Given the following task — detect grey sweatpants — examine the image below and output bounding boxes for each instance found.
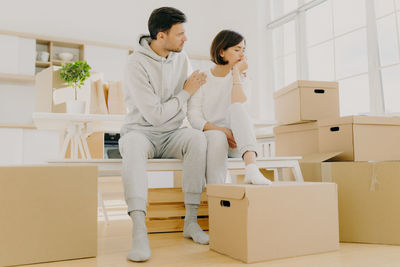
[119,127,207,214]
[205,103,257,184]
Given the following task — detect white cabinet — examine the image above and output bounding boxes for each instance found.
[0,83,35,124]
[0,128,60,165]
[18,37,36,75]
[0,128,23,165]
[0,34,35,75]
[0,34,19,74]
[23,129,60,164]
[84,45,129,81]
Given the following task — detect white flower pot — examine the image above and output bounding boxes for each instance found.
[66,100,86,114]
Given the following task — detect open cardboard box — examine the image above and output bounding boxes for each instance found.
[285,152,400,245]
[207,183,339,263]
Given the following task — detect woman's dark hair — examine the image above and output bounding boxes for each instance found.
[148,7,187,40]
[210,30,245,65]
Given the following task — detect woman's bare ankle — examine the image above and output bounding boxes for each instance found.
[243,151,256,165]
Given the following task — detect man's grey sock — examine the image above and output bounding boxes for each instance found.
[183,204,209,245]
[127,210,151,262]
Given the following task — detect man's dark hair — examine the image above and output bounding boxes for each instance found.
[210,30,245,65]
[148,7,186,40]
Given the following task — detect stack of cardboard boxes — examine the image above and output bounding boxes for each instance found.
[206,80,343,263]
[273,80,340,157]
[273,80,400,246]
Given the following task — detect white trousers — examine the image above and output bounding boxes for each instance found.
[205,103,257,184]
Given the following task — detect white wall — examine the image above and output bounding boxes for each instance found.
[0,0,271,119]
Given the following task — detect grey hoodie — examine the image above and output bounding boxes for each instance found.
[121,36,192,135]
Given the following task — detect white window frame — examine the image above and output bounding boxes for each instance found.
[266,0,388,117]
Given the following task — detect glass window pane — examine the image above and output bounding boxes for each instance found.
[338,74,370,116]
[398,12,400,53]
[377,14,399,66]
[374,0,394,18]
[284,53,297,86]
[335,29,368,79]
[382,65,400,113]
[333,0,366,36]
[273,27,284,58]
[274,57,285,90]
[284,0,298,14]
[271,0,284,20]
[308,41,335,81]
[284,20,296,54]
[306,0,333,46]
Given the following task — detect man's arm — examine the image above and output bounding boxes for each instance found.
[124,63,190,126]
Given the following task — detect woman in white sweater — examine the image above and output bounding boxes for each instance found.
[187,30,271,185]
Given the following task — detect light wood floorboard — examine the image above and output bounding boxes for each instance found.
[20,178,400,267]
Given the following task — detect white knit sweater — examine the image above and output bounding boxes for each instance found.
[187,68,250,130]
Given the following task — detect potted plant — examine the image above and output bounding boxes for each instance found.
[59,60,91,113]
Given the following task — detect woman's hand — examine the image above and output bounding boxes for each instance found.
[223,128,237,149]
[232,57,248,75]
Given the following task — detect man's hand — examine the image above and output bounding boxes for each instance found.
[184,70,207,96]
[223,128,237,149]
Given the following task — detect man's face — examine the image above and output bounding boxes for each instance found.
[164,23,187,53]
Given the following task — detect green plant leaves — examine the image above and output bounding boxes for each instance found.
[59,61,91,100]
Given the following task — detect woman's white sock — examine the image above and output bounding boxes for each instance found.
[244,163,272,185]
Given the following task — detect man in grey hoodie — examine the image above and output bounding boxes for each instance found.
[119,7,208,262]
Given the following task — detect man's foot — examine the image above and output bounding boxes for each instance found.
[183,204,209,244]
[183,222,209,244]
[244,163,272,185]
[128,210,151,262]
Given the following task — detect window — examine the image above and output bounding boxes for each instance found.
[267,0,400,116]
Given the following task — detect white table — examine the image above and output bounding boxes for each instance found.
[32,112,125,160]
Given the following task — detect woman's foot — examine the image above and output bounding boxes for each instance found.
[244,163,272,185]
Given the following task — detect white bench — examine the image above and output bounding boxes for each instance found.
[48,157,303,224]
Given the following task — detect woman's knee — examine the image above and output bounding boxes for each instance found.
[228,102,246,114]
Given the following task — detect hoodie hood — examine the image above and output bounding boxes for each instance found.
[137,35,177,63]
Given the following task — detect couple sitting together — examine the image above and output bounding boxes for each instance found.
[119,6,272,262]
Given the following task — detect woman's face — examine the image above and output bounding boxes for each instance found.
[220,40,246,66]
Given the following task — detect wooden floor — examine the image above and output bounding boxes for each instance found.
[23,177,400,267]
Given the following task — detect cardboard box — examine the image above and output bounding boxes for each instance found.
[284,154,400,245]
[0,165,98,267]
[281,152,341,182]
[274,122,319,157]
[207,183,339,263]
[274,80,339,125]
[319,116,400,161]
[321,161,400,245]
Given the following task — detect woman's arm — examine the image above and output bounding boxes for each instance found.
[187,88,207,130]
[231,59,248,104]
[203,122,237,148]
